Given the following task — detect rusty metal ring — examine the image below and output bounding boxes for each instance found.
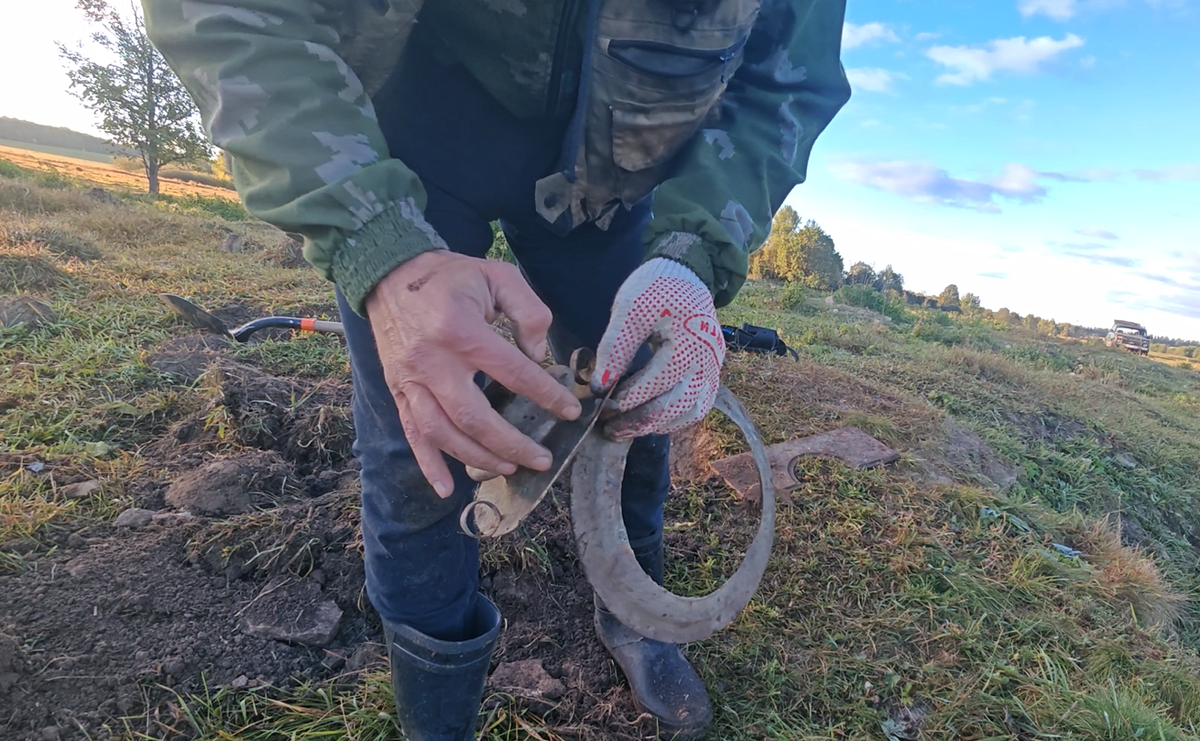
[571,385,775,644]
[459,499,503,540]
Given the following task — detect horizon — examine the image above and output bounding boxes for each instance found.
[2,0,1197,342]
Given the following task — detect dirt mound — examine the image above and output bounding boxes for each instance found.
[0,295,57,329]
[150,357,354,476]
[165,450,295,515]
[144,334,232,383]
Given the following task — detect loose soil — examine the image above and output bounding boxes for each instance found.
[1,347,748,741]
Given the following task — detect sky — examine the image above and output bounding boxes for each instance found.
[1,1,1198,340]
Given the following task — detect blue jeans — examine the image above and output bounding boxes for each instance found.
[338,44,670,642]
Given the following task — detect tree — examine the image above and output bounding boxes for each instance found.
[960,292,981,313]
[749,207,844,289]
[938,284,961,308]
[59,0,210,193]
[877,265,904,293]
[845,261,877,287]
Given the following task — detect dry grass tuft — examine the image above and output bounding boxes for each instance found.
[946,345,1029,386]
[0,180,97,215]
[1075,517,1187,630]
[0,252,69,293]
[5,225,102,261]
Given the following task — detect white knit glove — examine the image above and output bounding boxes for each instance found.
[592,258,725,439]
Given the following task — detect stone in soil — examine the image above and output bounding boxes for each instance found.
[240,576,344,647]
[490,658,566,700]
[60,480,102,500]
[114,508,154,529]
[165,450,293,515]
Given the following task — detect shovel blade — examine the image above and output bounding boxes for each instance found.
[158,293,231,337]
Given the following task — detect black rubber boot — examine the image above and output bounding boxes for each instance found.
[383,594,502,741]
[595,538,713,740]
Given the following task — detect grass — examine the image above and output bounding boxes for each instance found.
[3,167,1200,740]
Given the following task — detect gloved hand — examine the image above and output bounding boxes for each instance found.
[592,258,725,439]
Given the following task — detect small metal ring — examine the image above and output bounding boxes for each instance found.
[459,499,503,539]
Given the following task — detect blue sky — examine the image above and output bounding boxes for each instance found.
[794,0,1200,340]
[2,1,1198,339]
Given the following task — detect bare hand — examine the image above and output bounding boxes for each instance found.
[365,250,582,497]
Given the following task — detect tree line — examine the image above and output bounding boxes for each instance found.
[751,205,1095,338]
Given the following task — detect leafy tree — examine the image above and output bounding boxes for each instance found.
[877,265,904,293]
[750,207,844,289]
[845,261,877,287]
[960,292,982,313]
[59,0,210,193]
[938,284,961,308]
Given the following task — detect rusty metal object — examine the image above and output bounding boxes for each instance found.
[711,427,899,504]
[460,350,611,538]
[571,386,775,644]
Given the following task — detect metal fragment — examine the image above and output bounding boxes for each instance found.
[710,426,899,504]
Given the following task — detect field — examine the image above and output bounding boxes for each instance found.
[0,143,236,200]
[3,159,1200,741]
[0,139,115,164]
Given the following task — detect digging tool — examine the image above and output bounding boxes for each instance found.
[460,350,776,645]
[158,293,345,343]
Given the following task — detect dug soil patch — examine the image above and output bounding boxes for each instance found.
[3,351,750,741]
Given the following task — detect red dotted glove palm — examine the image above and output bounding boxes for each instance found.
[592,258,725,439]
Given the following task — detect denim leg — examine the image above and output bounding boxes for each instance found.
[338,287,487,642]
[501,204,671,549]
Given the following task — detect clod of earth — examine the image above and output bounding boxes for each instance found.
[84,187,115,203]
[240,576,343,647]
[0,296,57,329]
[0,633,23,692]
[165,450,294,515]
[113,507,153,529]
[1,538,38,555]
[218,233,245,253]
[489,658,566,700]
[711,426,899,504]
[60,480,102,500]
[145,334,232,383]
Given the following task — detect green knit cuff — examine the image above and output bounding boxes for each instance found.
[332,199,447,317]
[644,231,716,295]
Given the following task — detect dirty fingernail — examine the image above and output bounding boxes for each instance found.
[434,480,453,498]
[499,462,517,475]
[532,455,552,470]
[561,400,582,420]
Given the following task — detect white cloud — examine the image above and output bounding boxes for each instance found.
[926,34,1086,85]
[1019,0,1078,20]
[843,22,900,50]
[1076,227,1121,240]
[845,68,908,94]
[1133,164,1200,182]
[914,32,942,43]
[829,160,1085,212]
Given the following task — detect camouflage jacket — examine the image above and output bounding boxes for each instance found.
[142,0,850,315]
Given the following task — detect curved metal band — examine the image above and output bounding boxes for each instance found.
[570,386,775,644]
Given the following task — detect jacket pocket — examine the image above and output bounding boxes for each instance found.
[608,35,749,82]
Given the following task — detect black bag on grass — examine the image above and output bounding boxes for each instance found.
[721,323,799,361]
